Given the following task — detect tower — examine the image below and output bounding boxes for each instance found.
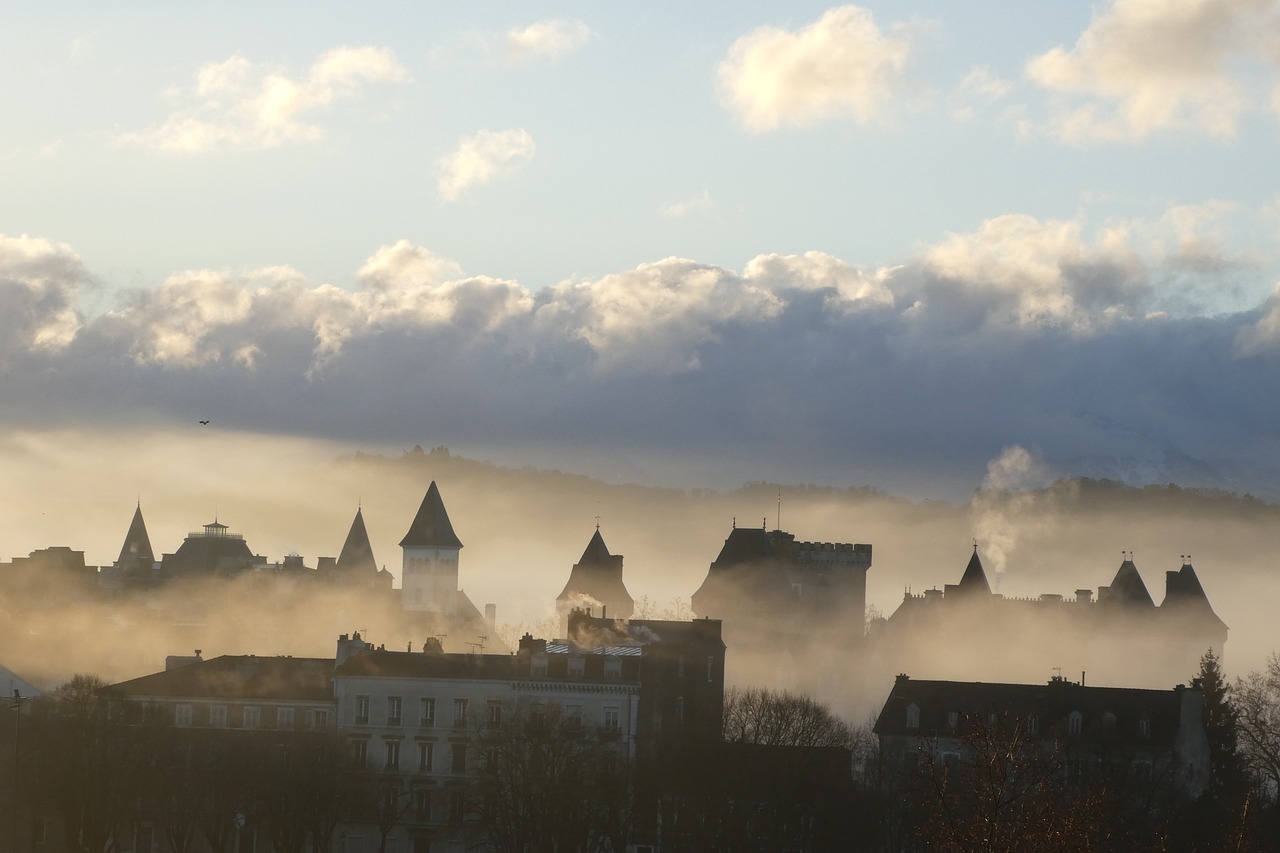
[399,481,463,613]
[556,528,634,631]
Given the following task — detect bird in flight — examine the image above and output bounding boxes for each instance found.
[198,420,210,425]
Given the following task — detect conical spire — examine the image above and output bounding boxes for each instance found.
[336,507,378,574]
[399,481,463,548]
[577,529,613,567]
[116,503,155,566]
[1105,556,1155,607]
[956,545,991,595]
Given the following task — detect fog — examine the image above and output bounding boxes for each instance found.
[2,428,1277,721]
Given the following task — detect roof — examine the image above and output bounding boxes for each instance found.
[556,529,633,609]
[336,648,520,681]
[956,547,991,595]
[874,675,1191,747]
[1162,563,1228,629]
[116,503,155,567]
[335,507,378,574]
[1104,558,1155,607]
[113,655,334,702]
[161,533,256,575]
[399,481,463,549]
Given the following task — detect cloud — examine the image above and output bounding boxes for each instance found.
[506,19,591,62]
[121,46,411,152]
[5,211,1280,501]
[1025,0,1280,141]
[951,66,1014,121]
[437,129,536,202]
[660,188,713,218]
[717,6,914,131]
[0,234,87,355]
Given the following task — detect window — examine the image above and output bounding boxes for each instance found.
[388,696,403,726]
[906,703,920,731]
[946,711,959,731]
[531,702,546,728]
[308,709,330,730]
[675,697,684,725]
[448,790,466,823]
[1068,711,1083,736]
[418,742,434,771]
[421,697,436,726]
[532,654,547,677]
[243,706,260,729]
[415,789,432,820]
[1026,715,1038,736]
[175,704,192,727]
[605,659,621,680]
[31,815,46,844]
[1101,712,1117,734]
[277,707,295,730]
[385,740,401,770]
[453,698,468,728]
[1138,715,1151,739]
[352,739,368,766]
[356,695,370,725]
[488,702,502,728]
[451,743,467,774]
[706,655,715,683]
[207,704,226,728]
[567,705,583,731]
[568,656,585,678]
[677,654,684,677]
[604,707,620,732]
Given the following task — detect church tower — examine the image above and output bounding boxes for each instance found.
[399,481,463,613]
[556,527,634,632]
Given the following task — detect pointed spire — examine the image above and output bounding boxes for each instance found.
[336,507,378,574]
[399,481,463,548]
[116,503,155,566]
[1105,554,1155,607]
[577,529,613,567]
[957,546,991,595]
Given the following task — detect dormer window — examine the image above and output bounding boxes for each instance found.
[568,656,585,678]
[1138,714,1151,739]
[1068,711,1082,735]
[532,654,547,677]
[1101,712,1116,735]
[906,703,920,731]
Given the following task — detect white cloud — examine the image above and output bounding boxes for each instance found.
[717,5,913,131]
[506,19,591,62]
[951,66,1014,121]
[0,233,86,353]
[437,129,536,202]
[743,251,894,313]
[121,46,411,153]
[660,188,713,218]
[1026,0,1280,141]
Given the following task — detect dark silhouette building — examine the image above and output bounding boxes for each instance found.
[556,527,634,632]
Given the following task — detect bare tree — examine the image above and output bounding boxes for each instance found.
[468,701,631,853]
[1236,652,1280,803]
[722,686,855,749]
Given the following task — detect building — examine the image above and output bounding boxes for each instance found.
[690,522,871,699]
[159,518,262,579]
[880,547,1229,689]
[317,507,395,592]
[874,674,1212,800]
[555,526,634,632]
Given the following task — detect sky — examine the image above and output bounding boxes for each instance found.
[3,0,1280,504]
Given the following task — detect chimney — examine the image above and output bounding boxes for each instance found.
[485,603,497,633]
[336,632,371,667]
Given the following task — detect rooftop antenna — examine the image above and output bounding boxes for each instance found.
[1052,666,1062,681]
[776,489,781,531]
[467,635,487,654]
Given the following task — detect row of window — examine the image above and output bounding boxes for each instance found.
[904,704,1151,738]
[174,703,328,730]
[351,696,623,731]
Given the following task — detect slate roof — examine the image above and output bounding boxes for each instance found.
[1104,558,1155,607]
[335,507,378,575]
[1162,562,1228,629]
[116,503,155,567]
[956,547,991,595]
[874,675,1190,747]
[399,481,463,549]
[557,529,633,609]
[335,648,519,681]
[112,655,334,702]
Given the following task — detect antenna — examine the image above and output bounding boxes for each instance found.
[467,635,487,654]
[776,489,781,531]
[594,514,601,531]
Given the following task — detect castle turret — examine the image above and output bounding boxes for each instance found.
[399,482,462,613]
[335,507,379,578]
[556,528,634,631]
[944,545,992,599]
[115,502,156,583]
[1099,555,1155,608]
